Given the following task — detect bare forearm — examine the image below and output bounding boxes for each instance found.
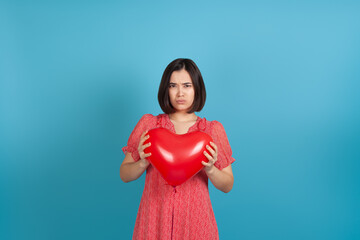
[206,167,234,193]
[120,159,148,183]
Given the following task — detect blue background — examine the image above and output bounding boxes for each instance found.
[1,1,359,239]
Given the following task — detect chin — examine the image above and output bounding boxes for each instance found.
[177,108,191,113]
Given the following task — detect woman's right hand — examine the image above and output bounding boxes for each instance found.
[138,130,151,168]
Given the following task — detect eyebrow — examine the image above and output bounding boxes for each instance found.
[169,82,192,84]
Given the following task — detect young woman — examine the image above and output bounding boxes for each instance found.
[120,58,235,240]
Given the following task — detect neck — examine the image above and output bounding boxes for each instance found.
[168,112,197,122]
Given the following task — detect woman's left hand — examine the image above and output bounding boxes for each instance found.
[202,142,218,173]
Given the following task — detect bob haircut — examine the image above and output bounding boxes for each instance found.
[158,58,206,114]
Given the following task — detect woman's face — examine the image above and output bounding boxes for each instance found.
[168,68,195,113]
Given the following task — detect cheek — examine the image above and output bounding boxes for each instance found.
[168,89,176,99]
[189,89,195,97]
[188,91,195,103]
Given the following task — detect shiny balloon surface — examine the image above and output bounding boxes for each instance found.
[144,127,213,186]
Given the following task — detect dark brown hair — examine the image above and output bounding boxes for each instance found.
[158,58,206,114]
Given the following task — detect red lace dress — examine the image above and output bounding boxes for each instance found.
[122,113,235,240]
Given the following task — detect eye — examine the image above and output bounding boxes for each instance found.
[185,85,191,88]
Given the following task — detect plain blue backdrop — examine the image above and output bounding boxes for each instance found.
[1,1,359,239]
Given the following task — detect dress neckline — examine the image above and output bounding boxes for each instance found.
[165,114,201,135]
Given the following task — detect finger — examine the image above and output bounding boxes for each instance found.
[142,142,151,150]
[140,149,151,158]
[142,130,149,139]
[201,161,211,167]
[206,145,215,156]
[141,130,148,137]
[139,130,150,146]
[138,139,149,153]
[210,142,218,152]
[203,151,214,161]
[203,152,216,166]
[139,132,147,146]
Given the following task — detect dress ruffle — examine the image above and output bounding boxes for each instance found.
[156,114,207,132]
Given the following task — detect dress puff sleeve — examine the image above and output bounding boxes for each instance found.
[122,114,153,162]
[211,120,236,170]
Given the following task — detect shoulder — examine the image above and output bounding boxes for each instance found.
[137,113,157,124]
[210,119,222,125]
[140,113,155,119]
[197,117,225,134]
[207,120,229,137]
[208,119,225,129]
[138,113,169,125]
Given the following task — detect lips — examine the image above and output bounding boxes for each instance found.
[176,100,186,104]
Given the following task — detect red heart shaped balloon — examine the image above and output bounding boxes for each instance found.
[143,127,213,187]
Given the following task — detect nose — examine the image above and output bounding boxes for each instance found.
[177,86,184,96]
